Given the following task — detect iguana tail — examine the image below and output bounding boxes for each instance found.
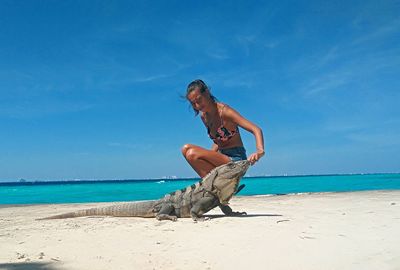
[37,200,159,220]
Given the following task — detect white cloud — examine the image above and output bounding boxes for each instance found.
[0,101,93,119]
[206,50,230,60]
[132,73,171,83]
[108,142,153,150]
[346,132,400,147]
[351,18,400,46]
[303,71,352,96]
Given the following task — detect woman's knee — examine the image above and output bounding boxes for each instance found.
[185,148,199,161]
[181,144,194,157]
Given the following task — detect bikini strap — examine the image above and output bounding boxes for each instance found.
[219,103,226,125]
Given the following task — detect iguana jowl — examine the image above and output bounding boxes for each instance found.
[39,160,250,221]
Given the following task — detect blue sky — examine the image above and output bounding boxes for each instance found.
[0,0,399,181]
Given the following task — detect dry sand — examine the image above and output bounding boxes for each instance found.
[0,190,399,270]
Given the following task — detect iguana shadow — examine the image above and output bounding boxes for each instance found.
[204,213,283,219]
[0,262,57,270]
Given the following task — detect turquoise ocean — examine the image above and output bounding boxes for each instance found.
[1,173,400,205]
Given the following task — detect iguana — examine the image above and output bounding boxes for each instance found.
[38,160,250,221]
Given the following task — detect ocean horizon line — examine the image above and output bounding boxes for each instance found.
[1,172,399,186]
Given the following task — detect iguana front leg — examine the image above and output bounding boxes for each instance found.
[219,204,247,216]
[156,203,177,221]
[190,196,218,222]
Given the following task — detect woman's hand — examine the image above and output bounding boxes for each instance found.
[248,149,265,165]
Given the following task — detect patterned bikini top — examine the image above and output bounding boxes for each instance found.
[206,104,239,143]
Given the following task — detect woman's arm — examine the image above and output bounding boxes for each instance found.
[224,106,265,165]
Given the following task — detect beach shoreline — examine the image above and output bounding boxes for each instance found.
[1,190,399,270]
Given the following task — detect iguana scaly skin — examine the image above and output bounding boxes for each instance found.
[38,160,250,221]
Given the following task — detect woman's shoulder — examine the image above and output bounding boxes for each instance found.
[217,102,238,115]
[218,103,242,124]
[217,102,232,111]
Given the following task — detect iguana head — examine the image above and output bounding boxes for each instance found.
[204,160,250,205]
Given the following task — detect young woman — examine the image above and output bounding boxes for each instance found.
[182,79,265,178]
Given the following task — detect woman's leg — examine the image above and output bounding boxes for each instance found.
[181,144,231,178]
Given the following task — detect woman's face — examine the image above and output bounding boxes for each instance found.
[187,88,212,112]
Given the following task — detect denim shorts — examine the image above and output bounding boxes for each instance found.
[219,146,247,162]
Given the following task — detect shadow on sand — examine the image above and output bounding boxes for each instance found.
[0,262,59,270]
[204,213,283,219]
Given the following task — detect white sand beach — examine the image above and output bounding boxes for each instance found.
[0,190,399,270]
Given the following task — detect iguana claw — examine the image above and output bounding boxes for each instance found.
[192,216,210,222]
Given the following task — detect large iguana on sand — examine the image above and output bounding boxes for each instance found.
[38,160,250,221]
